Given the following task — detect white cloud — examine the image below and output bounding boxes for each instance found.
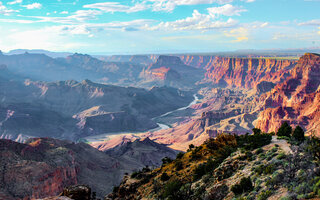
[7,0,22,5]
[83,0,234,13]
[207,4,247,17]
[83,2,148,13]
[30,9,102,24]
[4,26,88,51]
[224,27,248,42]
[150,0,233,12]
[0,2,18,15]
[298,19,320,26]
[60,11,69,14]
[0,18,33,23]
[242,0,255,2]
[260,22,269,27]
[23,2,42,9]
[146,9,237,31]
[318,27,320,35]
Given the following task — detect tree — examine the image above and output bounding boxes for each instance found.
[277,122,292,137]
[252,128,261,135]
[292,126,305,142]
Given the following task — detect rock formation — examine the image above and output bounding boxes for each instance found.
[0,137,178,199]
[255,53,320,135]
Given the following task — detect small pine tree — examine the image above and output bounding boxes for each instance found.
[252,128,262,135]
[277,122,292,137]
[292,126,305,142]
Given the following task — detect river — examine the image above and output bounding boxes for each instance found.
[83,94,199,143]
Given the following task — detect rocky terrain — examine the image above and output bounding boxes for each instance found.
[91,53,320,151]
[1,50,320,199]
[139,55,205,89]
[0,75,193,141]
[0,137,178,199]
[255,53,320,135]
[107,127,320,200]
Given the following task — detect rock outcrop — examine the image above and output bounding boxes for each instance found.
[255,53,320,134]
[103,137,178,167]
[203,57,297,88]
[0,137,178,199]
[139,55,204,89]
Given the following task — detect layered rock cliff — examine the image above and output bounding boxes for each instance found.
[255,53,320,134]
[203,57,297,88]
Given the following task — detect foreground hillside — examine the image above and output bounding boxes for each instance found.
[107,126,320,200]
[0,137,177,199]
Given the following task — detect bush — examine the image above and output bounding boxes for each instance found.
[277,122,292,137]
[236,133,272,150]
[176,152,184,159]
[131,171,142,179]
[276,152,286,160]
[193,158,220,181]
[252,128,262,135]
[292,126,305,142]
[175,160,183,171]
[162,157,173,165]
[162,179,183,199]
[188,144,195,151]
[257,190,273,200]
[161,172,170,181]
[254,164,276,175]
[231,177,253,195]
[255,148,263,155]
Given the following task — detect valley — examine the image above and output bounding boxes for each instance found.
[0,50,320,200]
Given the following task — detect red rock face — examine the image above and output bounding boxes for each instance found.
[203,57,297,88]
[255,53,320,135]
[0,137,133,199]
[0,138,78,200]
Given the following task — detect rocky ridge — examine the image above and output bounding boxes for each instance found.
[0,137,178,199]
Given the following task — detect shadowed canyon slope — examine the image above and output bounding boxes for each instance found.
[0,137,177,199]
[0,73,193,141]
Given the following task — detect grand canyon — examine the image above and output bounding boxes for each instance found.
[1,50,320,199]
[1,0,320,199]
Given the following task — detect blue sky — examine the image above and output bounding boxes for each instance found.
[0,0,319,54]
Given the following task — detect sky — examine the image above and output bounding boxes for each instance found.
[0,0,319,54]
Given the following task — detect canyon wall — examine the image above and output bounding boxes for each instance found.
[255,53,320,134]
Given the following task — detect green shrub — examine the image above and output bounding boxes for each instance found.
[277,122,292,137]
[161,172,170,181]
[231,177,253,195]
[193,158,225,181]
[175,160,183,171]
[292,126,305,142]
[176,152,184,159]
[162,157,173,165]
[252,128,262,135]
[277,136,291,141]
[162,179,183,199]
[254,164,276,175]
[276,152,286,160]
[131,170,144,179]
[236,133,272,150]
[257,190,272,200]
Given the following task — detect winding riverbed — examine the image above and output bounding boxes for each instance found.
[83,94,199,143]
